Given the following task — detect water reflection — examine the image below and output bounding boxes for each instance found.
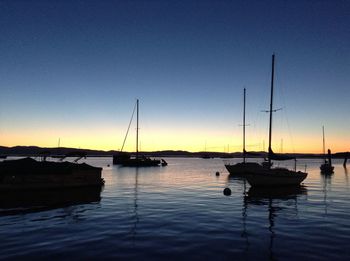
[344,167,349,187]
[320,171,334,216]
[0,186,103,215]
[129,168,140,244]
[243,186,307,261]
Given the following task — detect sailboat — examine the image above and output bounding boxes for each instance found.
[244,54,308,187]
[113,99,165,167]
[201,142,211,159]
[320,126,334,173]
[225,88,262,175]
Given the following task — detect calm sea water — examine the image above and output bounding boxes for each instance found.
[1,157,350,260]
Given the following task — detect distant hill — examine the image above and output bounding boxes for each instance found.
[0,146,348,159]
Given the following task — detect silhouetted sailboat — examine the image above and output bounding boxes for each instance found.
[113,99,165,167]
[244,54,307,187]
[0,157,104,190]
[320,126,334,173]
[201,142,211,159]
[225,88,261,175]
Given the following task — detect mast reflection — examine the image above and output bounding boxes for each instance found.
[129,168,140,244]
[243,186,307,260]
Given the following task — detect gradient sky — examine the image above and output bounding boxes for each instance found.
[0,0,349,153]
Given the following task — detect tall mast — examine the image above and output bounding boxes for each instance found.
[243,88,246,163]
[136,99,139,159]
[322,125,326,163]
[268,54,275,167]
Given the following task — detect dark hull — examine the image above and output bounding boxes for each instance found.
[245,168,307,187]
[320,163,334,174]
[122,158,161,167]
[0,158,104,190]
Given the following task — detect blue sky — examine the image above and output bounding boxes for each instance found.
[0,0,349,152]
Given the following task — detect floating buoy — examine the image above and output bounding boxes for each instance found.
[215,171,220,176]
[223,187,231,196]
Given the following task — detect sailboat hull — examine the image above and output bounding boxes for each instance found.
[245,168,307,187]
[320,163,334,173]
[122,158,161,167]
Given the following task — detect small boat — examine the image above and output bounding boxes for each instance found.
[225,88,262,175]
[244,54,307,187]
[0,157,104,190]
[320,126,334,173]
[113,99,165,167]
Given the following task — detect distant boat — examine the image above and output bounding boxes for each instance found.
[0,157,104,190]
[244,54,307,187]
[320,126,334,173]
[225,88,261,175]
[113,99,166,167]
[201,142,211,159]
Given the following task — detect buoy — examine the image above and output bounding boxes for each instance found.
[215,171,220,176]
[223,187,231,196]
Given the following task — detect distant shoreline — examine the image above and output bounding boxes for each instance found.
[0,146,348,159]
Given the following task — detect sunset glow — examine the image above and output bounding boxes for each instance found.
[0,1,348,154]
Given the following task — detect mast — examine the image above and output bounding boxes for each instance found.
[268,54,275,167]
[322,126,326,163]
[136,99,139,159]
[243,88,246,163]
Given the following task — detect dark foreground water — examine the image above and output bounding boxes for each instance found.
[1,157,350,260]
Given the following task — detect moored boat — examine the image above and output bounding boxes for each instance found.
[245,167,307,187]
[0,157,104,190]
[113,99,166,167]
[320,163,334,174]
[225,88,263,175]
[320,127,334,174]
[243,54,307,187]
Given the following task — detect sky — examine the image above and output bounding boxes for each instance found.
[0,0,349,153]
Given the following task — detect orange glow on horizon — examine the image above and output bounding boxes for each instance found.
[1,128,348,154]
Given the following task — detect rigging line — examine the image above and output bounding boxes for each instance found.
[277,72,296,154]
[120,101,137,152]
